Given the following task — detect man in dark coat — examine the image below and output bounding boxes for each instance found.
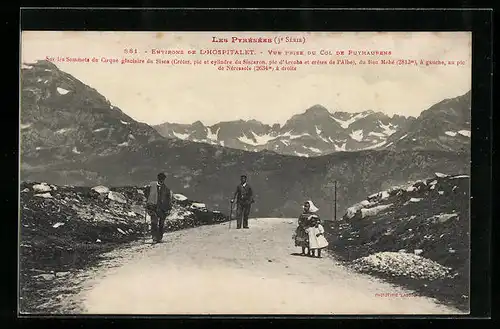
[231,174,254,229]
[144,172,173,243]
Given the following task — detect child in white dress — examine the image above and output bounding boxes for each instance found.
[306,217,329,258]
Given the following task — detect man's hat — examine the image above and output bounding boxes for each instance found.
[240,174,247,178]
[157,172,166,180]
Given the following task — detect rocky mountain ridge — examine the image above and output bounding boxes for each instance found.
[154,105,415,157]
[153,91,471,157]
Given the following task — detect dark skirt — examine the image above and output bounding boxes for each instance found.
[294,226,309,247]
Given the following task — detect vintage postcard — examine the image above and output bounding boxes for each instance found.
[19,31,471,315]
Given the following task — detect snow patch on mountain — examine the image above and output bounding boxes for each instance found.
[361,140,387,150]
[207,127,220,141]
[251,131,277,145]
[56,87,70,95]
[315,126,322,135]
[173,131,190,140]
[451,175,469,179]
[21,123,32,129]
[117,141,129,147]
[368,131,386,137]
[72,147,81,154]
[238,134,257,146]
[458,130,471,137]
[330,112,371,129]
[399,134,408,140]
[379,121,398,136]
[318,135,330,143]
[56,128,72,134]
[334,142,347,151]
[93,127,108,132]
[350,130,363,142]
[120,120,130,125]
[445,131,457,137]
[282,131,311,139]
[294,151,309,157]
[238,131,277,146]
[307,147,322,154]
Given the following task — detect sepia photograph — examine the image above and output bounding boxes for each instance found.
[19,30,471,315]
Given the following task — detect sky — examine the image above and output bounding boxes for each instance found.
[21,31,471,126]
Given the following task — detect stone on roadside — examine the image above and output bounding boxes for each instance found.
[33,183,52,193]
[108,191,127,204]
[56,271,70,277]
[35,273,55,281]
[92,185,110,194]
[35,192,52,198]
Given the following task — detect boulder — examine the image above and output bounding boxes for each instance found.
[92,185,110,194]
[35,273,55,281]
[35,192,52,198]
[174,193,188,201]
[107,191,127,204]
[33,183,51,193]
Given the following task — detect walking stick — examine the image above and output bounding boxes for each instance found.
[229,201,234,230]
[144,206,148,244]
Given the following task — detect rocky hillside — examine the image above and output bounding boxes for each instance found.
[21,60,164,166]
[154,105,415,157]
[324,173,470,311]
[385,91,471,152]
[19,181,226,313]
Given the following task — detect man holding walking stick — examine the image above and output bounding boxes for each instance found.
[144,172,173,244]
[230,174,254,229]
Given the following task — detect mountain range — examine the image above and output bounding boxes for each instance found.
[153,92,471,157]
[20,60,471,219]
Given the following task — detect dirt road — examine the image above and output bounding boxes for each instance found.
[59,218,462,315]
